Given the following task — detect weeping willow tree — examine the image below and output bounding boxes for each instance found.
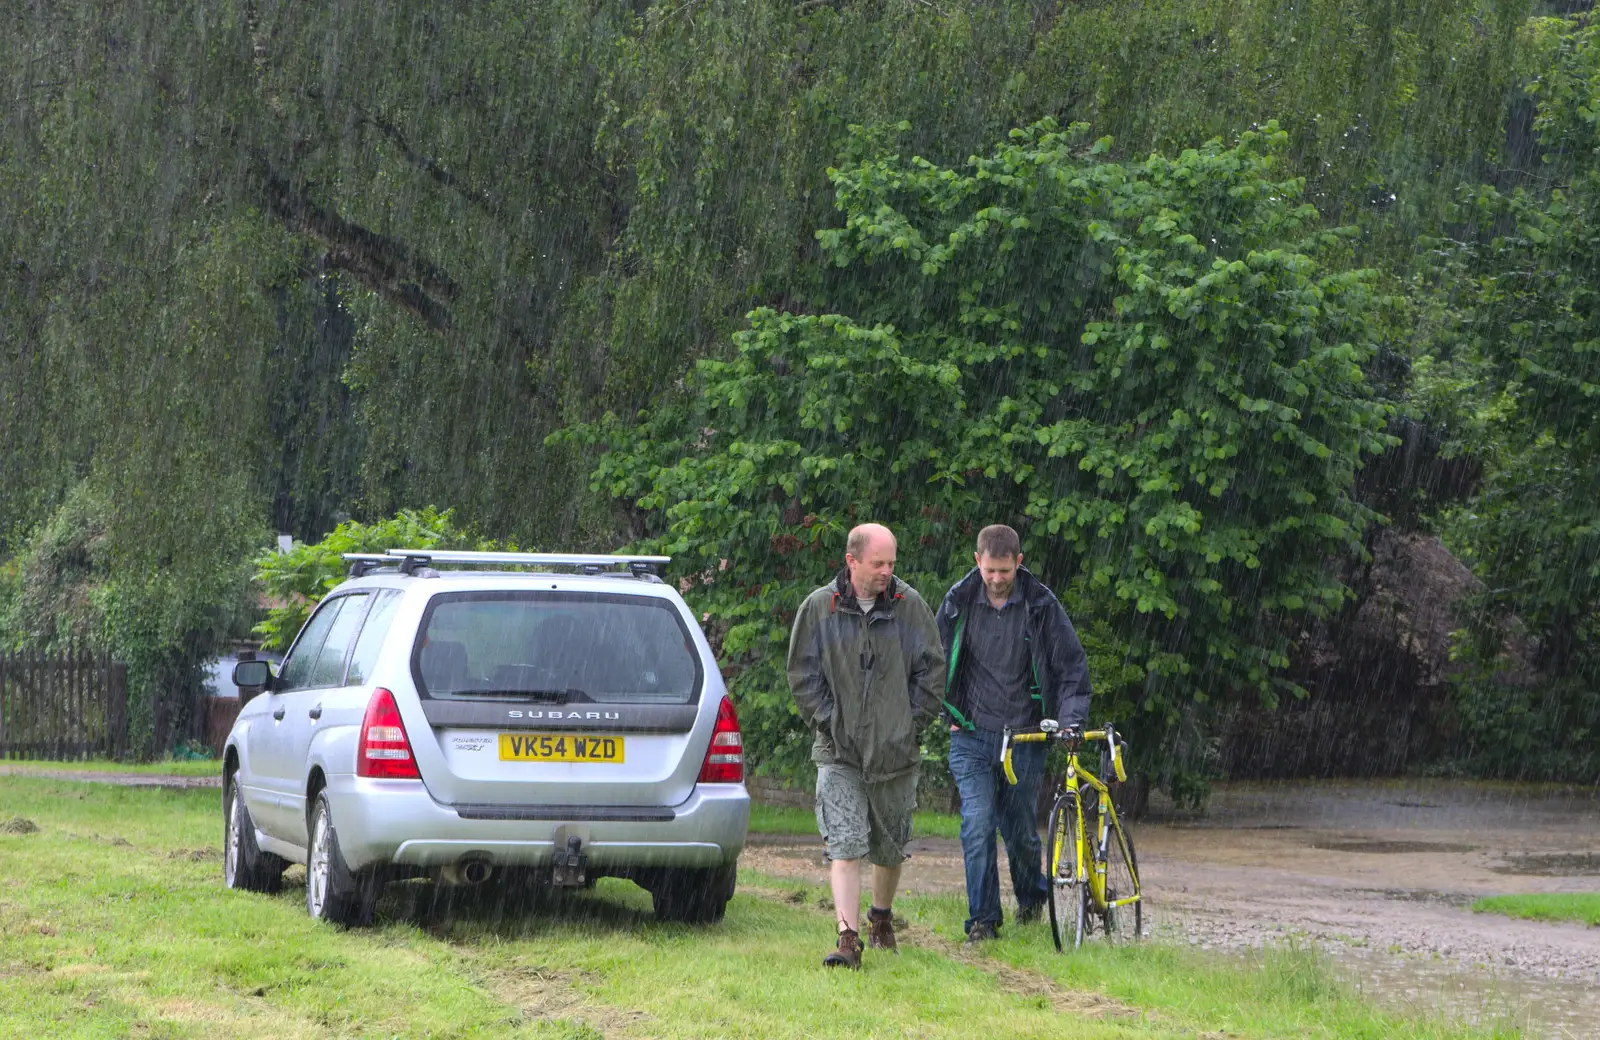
[0,0,1535,540]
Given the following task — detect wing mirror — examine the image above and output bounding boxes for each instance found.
[232,659,276,703]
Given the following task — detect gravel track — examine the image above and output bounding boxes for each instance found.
[0,764,222,788]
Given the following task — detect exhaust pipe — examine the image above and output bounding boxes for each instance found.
[440,858,494,886]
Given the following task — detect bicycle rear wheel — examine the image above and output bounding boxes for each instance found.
[1101,811,1142,940]
[1045,794,1086,952]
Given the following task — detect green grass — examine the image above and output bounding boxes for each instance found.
[748,801,961,840]
[0,757,221,777]
[1471,893,1600,927]
[0,774,1508,1039]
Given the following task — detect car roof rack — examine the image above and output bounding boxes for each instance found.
[343,549,670,579]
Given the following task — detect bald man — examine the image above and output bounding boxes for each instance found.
[787,523,944,969]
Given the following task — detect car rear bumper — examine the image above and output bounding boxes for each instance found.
[322,773,750,873]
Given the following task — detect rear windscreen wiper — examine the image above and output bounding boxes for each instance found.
[461,688,590,703]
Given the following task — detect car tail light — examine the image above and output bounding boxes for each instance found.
[697,697,743,783]
[357,687,421,779]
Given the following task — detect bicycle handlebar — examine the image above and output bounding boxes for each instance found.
[1009,729,1109,743]
[1001,725,1128,785]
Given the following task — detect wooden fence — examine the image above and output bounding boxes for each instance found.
[0,649,128,760]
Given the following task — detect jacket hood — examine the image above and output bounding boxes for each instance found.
[831,568,906,612]
[943,564,1050,614]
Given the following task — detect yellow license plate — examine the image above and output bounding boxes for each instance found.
[498,733,624,763]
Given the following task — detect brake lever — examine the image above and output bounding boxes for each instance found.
[1001,729,1018,786]
[1105,723,1128,783]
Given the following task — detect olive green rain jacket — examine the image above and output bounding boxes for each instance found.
[786,570,945,782]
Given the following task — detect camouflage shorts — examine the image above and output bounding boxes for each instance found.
[814,764,918,867]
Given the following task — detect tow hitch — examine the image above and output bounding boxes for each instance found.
[552,835,587,887]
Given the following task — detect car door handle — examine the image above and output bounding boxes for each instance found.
[308,705,323,720]
[272,706,286,721]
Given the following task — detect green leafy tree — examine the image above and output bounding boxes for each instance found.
[561,122,1395,791]
[253,507,500,650]
[1419,14,1600,778]
[0,481,262,759]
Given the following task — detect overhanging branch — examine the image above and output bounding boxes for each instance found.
[255,155,459,332]
[355,105,503,217]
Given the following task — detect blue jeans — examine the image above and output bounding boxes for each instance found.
[948,728,1050,933]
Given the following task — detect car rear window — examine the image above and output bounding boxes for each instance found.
[412,591,702,705]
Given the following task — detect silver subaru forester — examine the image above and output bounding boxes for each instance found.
[221,550,749,927]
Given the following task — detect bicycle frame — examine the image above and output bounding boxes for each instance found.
[1004,727,1135,915]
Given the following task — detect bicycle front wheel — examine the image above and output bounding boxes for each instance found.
[1102,812,1142,941]
[1045,794,1086,952]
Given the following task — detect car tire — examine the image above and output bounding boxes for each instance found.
[650,864,736,924]
[223,778,285,894]
[306,791,382,927]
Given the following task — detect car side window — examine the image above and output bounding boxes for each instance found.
[306,594,369,688]
[276,598,347,691]
[345,590,401,686]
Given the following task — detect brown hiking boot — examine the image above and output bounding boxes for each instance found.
[823,927,862,969]
[867,906,898,952]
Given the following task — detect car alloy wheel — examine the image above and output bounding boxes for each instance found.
[224,792,242,887]
[308,806,333,919]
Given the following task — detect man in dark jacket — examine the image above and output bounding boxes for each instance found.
[787,523,944,969]
[938,524,1092,943]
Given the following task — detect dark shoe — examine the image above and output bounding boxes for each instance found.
[823,928,862,969]
[1016,902,1043,926]
[867,906,898,952]
[964,921,999,946]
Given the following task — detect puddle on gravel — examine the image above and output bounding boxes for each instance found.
[1490,852,1600,877]
[1150,779,1600,833]
[1309,840,1478,855]
[1358,888,1475,909]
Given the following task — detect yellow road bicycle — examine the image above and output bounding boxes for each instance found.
[1003,721,1142,951]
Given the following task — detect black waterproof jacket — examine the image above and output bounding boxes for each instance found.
[936,566,1092,730]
